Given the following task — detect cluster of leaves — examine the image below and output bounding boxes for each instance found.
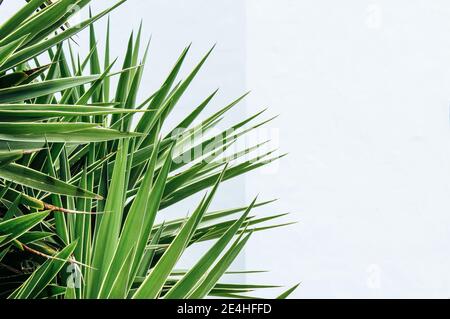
[0,0,298,299]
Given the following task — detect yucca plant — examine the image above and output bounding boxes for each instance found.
[0,0,297,299]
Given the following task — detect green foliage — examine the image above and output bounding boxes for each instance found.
[0,0,297,299]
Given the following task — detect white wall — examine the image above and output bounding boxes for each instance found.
[245,0,450,298]
[3,0,450,298]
